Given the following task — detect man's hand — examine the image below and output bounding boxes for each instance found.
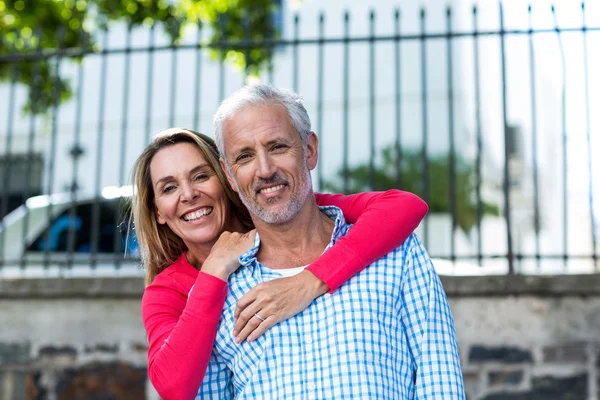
[233,270,329,343]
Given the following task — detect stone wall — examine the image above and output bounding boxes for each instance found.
[0,275,599,400]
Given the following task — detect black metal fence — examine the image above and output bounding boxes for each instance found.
[0,2,598,277]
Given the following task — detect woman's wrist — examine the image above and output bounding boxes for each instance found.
[296,270,329,299]
[201,256,235,281]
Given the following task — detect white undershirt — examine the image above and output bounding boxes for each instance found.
[264,265,308,278]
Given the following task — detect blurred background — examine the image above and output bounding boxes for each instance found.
[0,0,599,399]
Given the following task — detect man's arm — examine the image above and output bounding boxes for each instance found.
[400,235,465,399]
[195,353,233,400]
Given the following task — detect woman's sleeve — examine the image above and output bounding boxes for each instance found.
[142,271,228,400]
[309,189,428,292]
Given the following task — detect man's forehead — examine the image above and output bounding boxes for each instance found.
[222,105,299,148]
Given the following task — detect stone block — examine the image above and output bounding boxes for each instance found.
[469,345,533,364]
[0,370,26,400]
[543,342,587,363]
[25,371,46,400]
[38,346,77,358]
[56,361,146,400]
[488,369,523,386]
[481,374,587,400]
[0,342,30,365]
[84,344,118,354]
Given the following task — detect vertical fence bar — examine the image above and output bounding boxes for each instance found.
[0,33,19,264]
[582,2,598,270]
[43,26,66,272]
[113,24,133,269]
[243,13,251,84]
[316,12,325,190]
[528,5,542,272]
[20,28,43,270]
[446,7,457,264]
[292,14,299,93]
[394,9,402,188]
[267,11,274,85]
[90,28,109,269]
[66,27,87,269]
[218,14,226,103]
[168,31,178,127]
[342,11,350,193]
[473,6,484,266]
[499,3,515,274]
[420,8,429,248]
[551,5,568,270]
[193,22,203,131]
[144,23,156,145]
[368,10,376,190]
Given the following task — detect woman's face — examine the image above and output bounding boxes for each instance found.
[150,142,231,251]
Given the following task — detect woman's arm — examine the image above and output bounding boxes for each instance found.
[311,189,428,291]
[232,189,427,342]
[144,230,256,400]
[143,271,227,400]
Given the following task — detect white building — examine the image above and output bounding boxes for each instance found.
[0,0,598,274]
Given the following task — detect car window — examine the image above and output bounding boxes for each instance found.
[27,199,139,257]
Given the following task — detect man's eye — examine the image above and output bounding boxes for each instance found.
[272,144,287,151]
[236,154,251,163]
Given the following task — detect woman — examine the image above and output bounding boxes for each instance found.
[132,128,428,400]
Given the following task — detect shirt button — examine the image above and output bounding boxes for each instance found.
[308,383,316,390]
[305,337,313,344]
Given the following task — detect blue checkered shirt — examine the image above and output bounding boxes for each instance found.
[196,207,465,399]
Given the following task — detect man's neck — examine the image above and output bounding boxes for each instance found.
[253,201,335,270]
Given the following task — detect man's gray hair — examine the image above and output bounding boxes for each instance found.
[213,85,311,159]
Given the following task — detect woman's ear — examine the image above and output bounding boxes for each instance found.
[155,206,166,225]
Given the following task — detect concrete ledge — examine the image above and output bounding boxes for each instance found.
[1,275,600,299]
[441,275,600,297]
[0,278,145,299]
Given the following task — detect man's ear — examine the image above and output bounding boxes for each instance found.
[220,158,239,193]
[305,132,319,171]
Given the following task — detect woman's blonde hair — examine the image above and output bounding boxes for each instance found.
[129,128,252,286]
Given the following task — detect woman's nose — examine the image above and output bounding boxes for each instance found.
[180,182,199,202]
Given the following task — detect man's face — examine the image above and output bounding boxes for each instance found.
[221,104,318,224]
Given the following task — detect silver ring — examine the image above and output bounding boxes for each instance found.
[254,313,266,322]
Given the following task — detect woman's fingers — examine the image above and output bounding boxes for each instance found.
[233,272,328,343]
[233,297,260,336]
[235,313,274,343]
[246,317,277,342]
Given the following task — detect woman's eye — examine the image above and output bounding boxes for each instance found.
[162,185,175,194]
[194,174,208,181]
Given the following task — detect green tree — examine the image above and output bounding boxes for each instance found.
[322,145,500,232]
[0,0,280,114]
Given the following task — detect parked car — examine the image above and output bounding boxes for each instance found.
[0,187,142,278]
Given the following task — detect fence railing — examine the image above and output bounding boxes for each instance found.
[1,3,599,277]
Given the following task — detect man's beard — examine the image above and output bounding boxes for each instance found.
[235,167,313,225]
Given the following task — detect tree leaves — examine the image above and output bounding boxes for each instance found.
[322,145,500,233]
[0,0,280,114]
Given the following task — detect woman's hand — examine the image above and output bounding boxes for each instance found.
[232,270,329,343]
[201,230,256,281]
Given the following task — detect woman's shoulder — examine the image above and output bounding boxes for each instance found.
[147,253,198,294]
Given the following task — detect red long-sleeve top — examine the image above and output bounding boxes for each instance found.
[142,190,428,400]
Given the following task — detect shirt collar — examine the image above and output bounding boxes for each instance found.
[238,206,348,267]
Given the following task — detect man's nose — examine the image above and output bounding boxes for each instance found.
[256,152,277,178]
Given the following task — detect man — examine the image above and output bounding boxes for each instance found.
[198,84,465,399]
